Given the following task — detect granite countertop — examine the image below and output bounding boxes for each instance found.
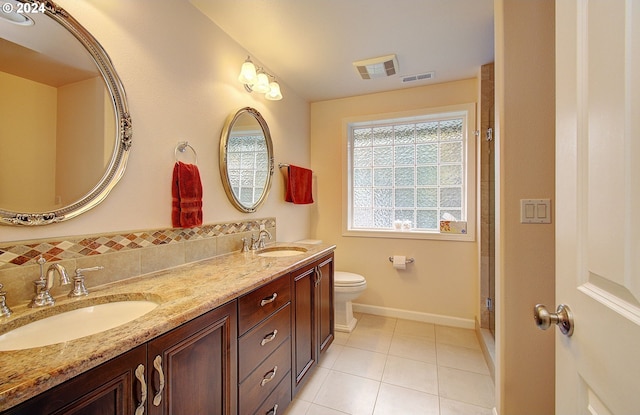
[0,242,335,411]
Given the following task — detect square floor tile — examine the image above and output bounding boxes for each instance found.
[382,355,439,395]
[346,327,394,353]
[436,343,490,375]
[373,383,439,415]
[394,319,436,339]
[389,333,437,364]
[438,366,494,409]
[333,346,387,380]
[313,371,379,415]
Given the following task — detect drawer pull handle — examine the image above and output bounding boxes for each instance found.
[260,293,278,307]
[134,364,146,415]
[267,403,279,415]
[261,329,279,346]
[260,365,278,387]
[152,355,165,406]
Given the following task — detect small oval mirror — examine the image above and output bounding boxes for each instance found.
[219,107,274,213]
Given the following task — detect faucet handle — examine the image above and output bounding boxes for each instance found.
[0,283,12,317]
[69,266,104,297]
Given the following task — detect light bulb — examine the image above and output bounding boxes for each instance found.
[238,60,257,84]
[265,81,283,100]
[252,72,271,93]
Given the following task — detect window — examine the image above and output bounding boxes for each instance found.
[345,105,476,240]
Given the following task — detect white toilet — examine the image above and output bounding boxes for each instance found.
[295,239,367,333]
[333,271,367,333]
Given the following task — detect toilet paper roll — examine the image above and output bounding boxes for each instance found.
[392,255,406,270]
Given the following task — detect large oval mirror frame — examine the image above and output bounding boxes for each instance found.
[0,0,132,226]
[219,107,274,213]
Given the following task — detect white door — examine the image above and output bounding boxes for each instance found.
[554,0,640,414]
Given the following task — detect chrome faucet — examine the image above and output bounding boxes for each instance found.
[251,229,272,250]
[69,266,103,297]
[0,283,12,317]
[29,256,70,307]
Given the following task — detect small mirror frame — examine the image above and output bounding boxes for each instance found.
[219,107,274,213]
[0,0,132,226]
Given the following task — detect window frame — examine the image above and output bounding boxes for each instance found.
[342,103,476,242]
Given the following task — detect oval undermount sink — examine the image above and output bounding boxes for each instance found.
[257,246,308,258]
[0,300,158,351]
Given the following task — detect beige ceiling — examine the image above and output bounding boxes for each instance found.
[190,0,494,102]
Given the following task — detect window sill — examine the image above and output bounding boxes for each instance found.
[343,229,475,242]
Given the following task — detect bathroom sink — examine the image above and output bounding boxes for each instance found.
[0,300,158,351]
[257,246,308,258]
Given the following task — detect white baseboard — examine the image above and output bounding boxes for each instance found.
[351,303,475,329]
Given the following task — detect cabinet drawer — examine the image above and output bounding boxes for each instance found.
[239,303,291,382]
[252,374,291,415]
[238,275,290,335]
[239,338,291,415]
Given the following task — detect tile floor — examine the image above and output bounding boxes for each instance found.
[283,313,495,415]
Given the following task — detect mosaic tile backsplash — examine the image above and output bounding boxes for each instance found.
[0,218,276,306]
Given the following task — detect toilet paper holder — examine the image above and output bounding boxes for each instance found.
[388,256,415,264]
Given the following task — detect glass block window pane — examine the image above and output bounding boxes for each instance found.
[374,209,393,228]
[374,188,392,207]
[349,114,466,232]
[394,167,415,187]
[374,146,393,166]
[227,132,267,206]
[354,168,372,187]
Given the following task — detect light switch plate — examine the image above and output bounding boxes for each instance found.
[520,199,551,224]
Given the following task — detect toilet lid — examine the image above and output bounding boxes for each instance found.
[335,271,366,287]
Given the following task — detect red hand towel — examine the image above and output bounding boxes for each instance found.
[171,162,203,228]
[285,165,313,204]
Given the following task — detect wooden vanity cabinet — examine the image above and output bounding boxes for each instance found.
[2,301,237,415]
[291,253,334,395]
[147,300,237,415]
[237,274,292,415]
[2,345,146,415]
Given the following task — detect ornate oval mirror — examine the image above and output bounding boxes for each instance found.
[0,0,132,225]
[219,107,274,213]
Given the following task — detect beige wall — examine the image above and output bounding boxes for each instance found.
[3,0,312,244]
[494,0,555,413]
[310,79,480,323]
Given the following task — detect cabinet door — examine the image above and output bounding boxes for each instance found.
[147,300,237,415]
[316,254,334,355]
[2,345,146,415]
[291,263,316,394]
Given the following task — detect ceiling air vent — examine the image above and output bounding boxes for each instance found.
[402,72,435,83]
[353,54,399,80]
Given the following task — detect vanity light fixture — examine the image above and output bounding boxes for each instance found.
[238,56,283,101]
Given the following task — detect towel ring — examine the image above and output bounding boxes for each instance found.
[174,141,198,164]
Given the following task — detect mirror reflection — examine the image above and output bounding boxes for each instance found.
[0,10,115,213]
[0,1,131,225]
[220,107,273,213]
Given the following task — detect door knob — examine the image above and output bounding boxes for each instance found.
[533,304,574,336]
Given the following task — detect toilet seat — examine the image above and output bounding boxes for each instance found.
[335,271,366,287]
